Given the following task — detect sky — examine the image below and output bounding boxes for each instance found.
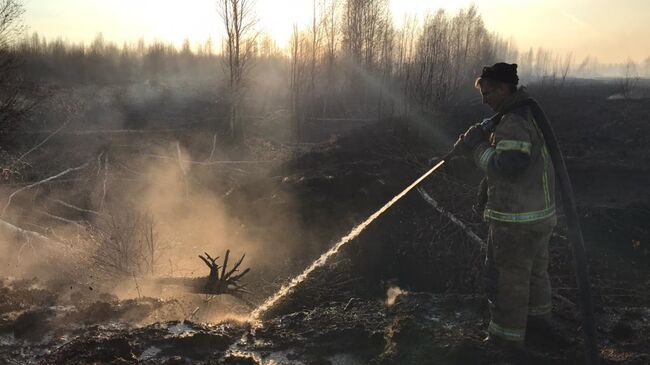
[22,0,650,63]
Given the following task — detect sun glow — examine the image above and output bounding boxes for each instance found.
[115,0,219,46]
[26,0,466,50]
[24,0,650,62]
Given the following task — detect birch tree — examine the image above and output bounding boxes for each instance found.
[217,0,258,141]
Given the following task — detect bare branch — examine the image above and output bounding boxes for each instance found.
[15,120,69,166]
[99,153,109,211]
[176,142,189,199]
[50,198,104,217]
[223,253,245,279]
[37,209,86,229]
[220,249,230,284]
[417,187,486,250]
[2,161,90,217]
[205,133,218,162]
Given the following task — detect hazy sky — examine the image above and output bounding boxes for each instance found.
[23,0,650,63]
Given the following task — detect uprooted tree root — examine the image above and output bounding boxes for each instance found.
[157,249,253,307]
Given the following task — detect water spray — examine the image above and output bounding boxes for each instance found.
[251,160,446,320]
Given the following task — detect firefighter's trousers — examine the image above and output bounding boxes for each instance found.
[485,222,553,342]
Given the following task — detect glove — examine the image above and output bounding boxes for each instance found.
[462,124,487,149]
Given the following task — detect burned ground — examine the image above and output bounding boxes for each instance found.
[0,80,648,364]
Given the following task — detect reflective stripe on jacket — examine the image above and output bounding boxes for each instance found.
[473,88,557,225]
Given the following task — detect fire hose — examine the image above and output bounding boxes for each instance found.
[525,98,598,365]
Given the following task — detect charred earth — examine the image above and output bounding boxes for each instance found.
[0,81,648,364]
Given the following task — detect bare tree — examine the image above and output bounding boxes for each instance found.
[0,0,28,145]
[341,0,390,110]
[290,25,309,141]
[394,14,418,116]
[411,6,490,109]
[518,47,534,80]
[309,0,323,109]
[89,209,166,278]
[534,47,551,84]
[376,9,394,119]
[321,0,339,116]
[217,0,258,141]
[559,52,573,88]
[414,10,450,109]
[257,33,279,58]
[0,0,23,49]
[574,56,590,78]
[621,58,639,98]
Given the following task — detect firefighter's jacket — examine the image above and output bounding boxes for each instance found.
[473,88,556,226]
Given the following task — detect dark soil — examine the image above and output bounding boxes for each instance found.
[0,80,648,364]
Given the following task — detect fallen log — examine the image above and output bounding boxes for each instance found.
[0,218,72,255]
[417,187,486,251]
[0,218,89,282]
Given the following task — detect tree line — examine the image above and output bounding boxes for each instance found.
[3,0,649,143]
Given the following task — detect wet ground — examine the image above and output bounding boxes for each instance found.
[1,81,649,364]
[2,283,647,364]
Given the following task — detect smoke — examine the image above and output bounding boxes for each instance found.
[0,74,305,323]
[0,133,298,302]
[126,145,260,276]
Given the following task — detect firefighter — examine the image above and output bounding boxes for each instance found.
[455,63,557,346]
